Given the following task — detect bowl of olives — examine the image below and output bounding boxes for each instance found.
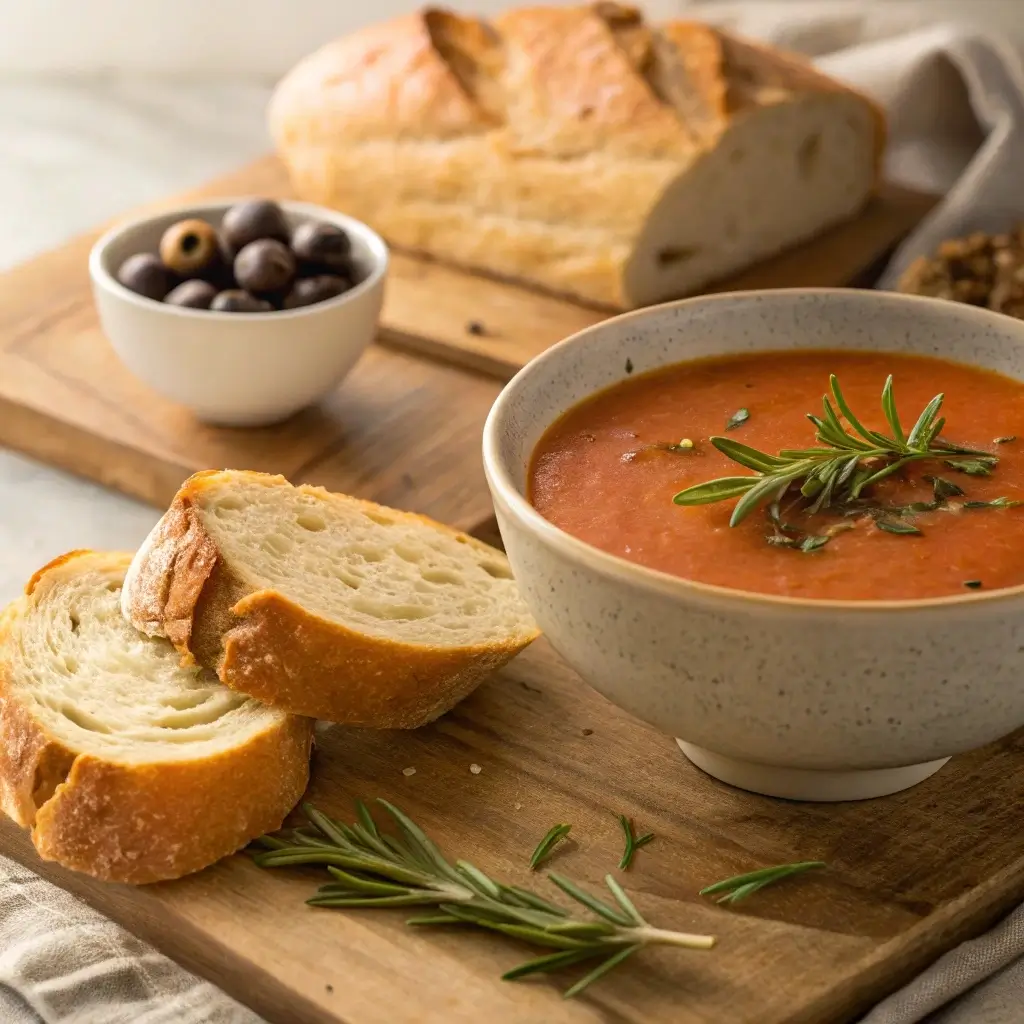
[89,198,388,427]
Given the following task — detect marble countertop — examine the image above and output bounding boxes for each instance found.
[0,76,273,601]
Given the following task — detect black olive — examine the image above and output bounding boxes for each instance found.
[210,289,273,313]
[234,239,296,294]
[159,218,220,276]
[221,199,289,251]
[283,274,351,309]
[290,221,352,274]
[116,253,176,301]
[164,279,218,309]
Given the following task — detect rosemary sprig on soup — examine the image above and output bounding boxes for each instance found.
[673,374,997,529]
[528,350,1024,600]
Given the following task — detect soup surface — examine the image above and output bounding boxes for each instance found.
[529,349,1024,600]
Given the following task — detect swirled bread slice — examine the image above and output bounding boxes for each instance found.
[0,550,313,884]
[121,471,540,727]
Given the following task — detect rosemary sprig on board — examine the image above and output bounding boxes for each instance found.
[252,802,714,997]
[530,824,572,870]
[700,861,826,905]
[673,375,996,527]
[617,815,655,870]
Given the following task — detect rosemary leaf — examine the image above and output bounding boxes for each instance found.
[563,945,641,999]
[947,457,997,476]
[881,375,906,444]
[876,519,922,536]
[725,408,750,431]
[963,580,983,589]
[548,873,633,926]
[700,861,825,905]
[502,948,606,982]
[529,824,573,871]
[617,815,654,870]
[963,497,1024,509]
[799,535,830,553]
[927,475,965,501]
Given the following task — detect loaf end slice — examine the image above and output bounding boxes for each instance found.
[0,551,313,884]
[122,471,540,727]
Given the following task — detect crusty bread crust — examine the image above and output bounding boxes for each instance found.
[0,551,314,885]
[123,471,539,727]
[268,5,885,308]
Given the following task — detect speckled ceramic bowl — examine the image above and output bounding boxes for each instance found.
[482,289,1024,802]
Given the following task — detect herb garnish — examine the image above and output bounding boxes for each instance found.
[876,519,922,536]
[964,580,983,589]
[700,861,826,905]
[530,824,572,870]
[725,408,750,431]
[617,815,655,870]
[927,475,965,501]
[963,497,1024,509]
[254,802,714,998]
[673,375,996,528]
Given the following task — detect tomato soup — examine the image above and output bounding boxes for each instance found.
[529,350,1024,600]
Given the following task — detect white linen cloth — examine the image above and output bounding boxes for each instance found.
[3,4,1024,1022]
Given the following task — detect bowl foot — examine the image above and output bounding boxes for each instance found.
[676,741,950,802]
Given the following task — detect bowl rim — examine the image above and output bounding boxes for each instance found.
[483,286,1024,615]
[88,197,389,322]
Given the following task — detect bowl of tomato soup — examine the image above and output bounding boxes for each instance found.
[482,289,1024,802]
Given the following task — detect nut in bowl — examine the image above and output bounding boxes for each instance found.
[483,289,1024,802]
[89,198,388,427]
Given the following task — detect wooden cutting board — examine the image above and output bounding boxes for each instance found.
[0,156,936,512]
[1,638,1022,1024]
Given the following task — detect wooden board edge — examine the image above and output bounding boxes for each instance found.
[0,388,191,509]
[800,860,1024,1024]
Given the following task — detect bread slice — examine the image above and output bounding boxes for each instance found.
[268,5,884,309]
[0,550,313,884]
[121,471,540,727]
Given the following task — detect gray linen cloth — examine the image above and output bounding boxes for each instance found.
[4,19,1024,1024]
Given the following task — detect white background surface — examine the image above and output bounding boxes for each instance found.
[0,1,1021,75]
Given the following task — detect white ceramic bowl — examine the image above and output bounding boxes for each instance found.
[483,289,1024,802]
[89,199,388,427]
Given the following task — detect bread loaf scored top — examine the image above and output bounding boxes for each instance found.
[269,3,884,309]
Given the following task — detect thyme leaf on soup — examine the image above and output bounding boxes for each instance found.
[725,408,750,431]
[673,375,998,531]
[876,518,922,536]
[962,497,1024,509]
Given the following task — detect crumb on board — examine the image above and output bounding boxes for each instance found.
[402,767,417,777]
[470,763,482,775]
[514,802,522,810]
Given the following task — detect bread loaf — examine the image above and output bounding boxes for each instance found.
[121,471,540,726]
[268,3,884,309]
[0,551,313,884]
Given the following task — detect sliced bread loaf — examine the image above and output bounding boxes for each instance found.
[121,471,540,727]
[0,550,313,884]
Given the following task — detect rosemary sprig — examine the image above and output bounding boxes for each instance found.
[673,375,996,527]
[530,824,572,870]
[253,802,714,997]
[617,816,655,870]
[700,861,826,905]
